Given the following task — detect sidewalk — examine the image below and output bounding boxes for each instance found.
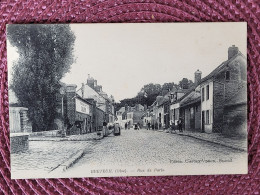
[166,130,247,152]
[29,132,99,141]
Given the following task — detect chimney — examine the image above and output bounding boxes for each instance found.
[228,45,239,60]
[124,104,128,112]
[66,84,77,94]
[81,83,84,97]
[194,69,202,85]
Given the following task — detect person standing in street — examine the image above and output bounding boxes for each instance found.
[125,122,127,130]
[148,122,151,130]
[103,121,108,136]
[178,118,183,132]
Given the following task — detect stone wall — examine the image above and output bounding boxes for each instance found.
[223,103,247,137]
[10,134,29,153]
[213,82,225,133]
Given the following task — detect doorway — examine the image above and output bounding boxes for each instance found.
[202,111,205,132]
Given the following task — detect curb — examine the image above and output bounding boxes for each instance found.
[29,138,69,141]
[170,132,246,152]
[50,150,84,173]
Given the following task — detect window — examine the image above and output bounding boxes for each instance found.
[202,88,205,101]
[226,71,230,81]
[206,85,209,100]
[206,110,210,124]
[190,107,194,117]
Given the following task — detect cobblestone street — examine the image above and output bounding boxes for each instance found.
[63,128,246,177]
[11,128,247,178]
[11,140,97,178]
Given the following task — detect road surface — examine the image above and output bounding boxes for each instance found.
[63,128,246,176]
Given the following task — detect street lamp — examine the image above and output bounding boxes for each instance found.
[59,86,66,137]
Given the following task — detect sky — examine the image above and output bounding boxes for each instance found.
[7,22,247,102]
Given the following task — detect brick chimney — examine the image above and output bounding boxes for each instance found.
[81,83,84,97]
[228,45,239,60]
[194,69,202,85]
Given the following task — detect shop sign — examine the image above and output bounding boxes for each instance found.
[76,98,90,115]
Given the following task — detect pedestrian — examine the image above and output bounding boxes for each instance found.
[125,122,127,130]
[178,118,183,132]
[148,122,151,130]
[103,121,108,136]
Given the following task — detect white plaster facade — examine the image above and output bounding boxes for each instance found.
[170,102,180,126]
[201,80,214,133]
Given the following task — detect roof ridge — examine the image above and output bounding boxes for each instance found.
[199,52,244,85]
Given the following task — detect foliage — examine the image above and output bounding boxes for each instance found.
[115,79,194,111]
[8,24,75,131]
[178,78,194,89]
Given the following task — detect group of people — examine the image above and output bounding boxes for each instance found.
[145,118,183,132]
[171,118,183,132]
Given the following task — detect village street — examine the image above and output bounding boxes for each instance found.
[63,128,246,176]
[11,127,246,179]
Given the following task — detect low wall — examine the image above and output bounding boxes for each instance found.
[10,133,29,153]
[30,130,63,137]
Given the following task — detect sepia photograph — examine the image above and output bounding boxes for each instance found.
[7,22,247,179]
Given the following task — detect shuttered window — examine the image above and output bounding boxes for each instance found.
[202,88,205,101]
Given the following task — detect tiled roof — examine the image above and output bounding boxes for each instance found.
[199,51,244,85]
[157,97,168,107]
[180,90,201,107]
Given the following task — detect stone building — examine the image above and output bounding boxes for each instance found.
[64,84,95,135]
[169,88,192,128]
[223,83,247,137]
[79,75,115,124]
[179,86,201,132]
[8,90,32,134]
[124,104,145,128]
[200,45,246,133]
[178,70,202,131]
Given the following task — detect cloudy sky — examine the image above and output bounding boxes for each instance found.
[8,22,246,102]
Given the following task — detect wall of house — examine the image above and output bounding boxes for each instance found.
[65,85,77,126]
[212,55,246,133]
[201,80,213,133]
[213,81,225,132]
[184,107,191,130]
[65,86,94,135]
[127,112,134,127]
[170,103,180,125]
[195,104,201,130]
[9,107,32,133]
[157,106,164,127]
[133,111,144,127]
[182,103,201,132]
[143,116,151,127]
[223,104,247,137]
[81,84,106,112]
[94,107,105,131]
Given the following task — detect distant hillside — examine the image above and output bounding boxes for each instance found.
[115,78,193,111]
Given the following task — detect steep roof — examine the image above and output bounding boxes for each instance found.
[157,96,168,107]
[199,51,244,85]
[118,107,125,113]
[180,90,201,107]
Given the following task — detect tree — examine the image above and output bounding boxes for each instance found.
[178,78,194,89]
[7,24,75,131]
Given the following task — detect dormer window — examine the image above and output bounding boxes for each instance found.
[226,71,230,81]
